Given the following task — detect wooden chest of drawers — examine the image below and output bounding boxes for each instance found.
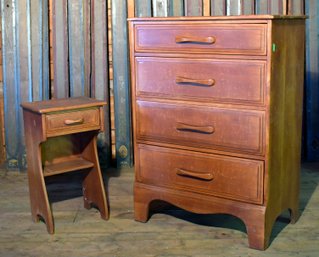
[128,16,305,250]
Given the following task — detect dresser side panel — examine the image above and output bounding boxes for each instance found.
[266,19,305,216]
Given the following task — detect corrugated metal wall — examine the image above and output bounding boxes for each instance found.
[0,0,318,170]
[0,0,110,170]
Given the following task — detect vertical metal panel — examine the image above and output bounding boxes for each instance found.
[185,0,203,16]
[68,0,86,97]
[83,0,91,97]
[227,0,241,15]
[255,0,269,14]
[153,0,169,17]
[1,0,32,169]
[169,0,184,16]
[112,0,133,167]
[136,0,152,17]
[289,0,304,15]
[305,0,319,160]
[242,0,255,14]
[30,0,50,101]
[211,0,226,16]
[52,0,69,98]
[91,0,111,165]
[269,0,283,14]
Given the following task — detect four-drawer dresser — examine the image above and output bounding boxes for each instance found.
[128,15,306,250]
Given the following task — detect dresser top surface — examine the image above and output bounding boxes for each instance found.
[21,96,106,114]
[128,15,306,22]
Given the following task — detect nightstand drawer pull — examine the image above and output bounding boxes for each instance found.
[64,118,84,125]
[177,168,214,181]
[176,76,215,87]
[176,122,215,134]
[175,35,216,44]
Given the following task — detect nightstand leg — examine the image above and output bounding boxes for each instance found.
[27,145,54,234]
[83,166,109,220]
[82,136,109,220]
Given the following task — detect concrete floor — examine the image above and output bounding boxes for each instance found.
[0,163,318,257]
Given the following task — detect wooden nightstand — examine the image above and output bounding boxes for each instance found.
[21,97,109,234]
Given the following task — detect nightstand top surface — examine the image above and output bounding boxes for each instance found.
[21,97,106,114]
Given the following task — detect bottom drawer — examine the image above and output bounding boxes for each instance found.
[136,144,264,204]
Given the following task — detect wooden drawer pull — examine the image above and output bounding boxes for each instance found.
[175,35,216,44]
[64,118,84,125]
[176,76,215,87]
[176,122,215,134]
[177,168,214,181]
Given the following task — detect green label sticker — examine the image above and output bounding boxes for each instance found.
[272,43,277,52]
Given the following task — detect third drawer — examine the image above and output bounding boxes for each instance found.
[135,100,265,155]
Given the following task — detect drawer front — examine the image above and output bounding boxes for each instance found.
[136,57,266,105]
[46,108,100,136]
[137,144,264,204]
[136,101,265,155]
[134,23,267,55]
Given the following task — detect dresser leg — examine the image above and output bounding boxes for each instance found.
[134,183,150,222]
[134,201,150,222]
[244,212,273,250]
[289,207,300,224]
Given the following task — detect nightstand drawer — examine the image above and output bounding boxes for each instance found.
[136,57,266,105]
[137,144,264,204]
[46,108,101,137]
[136,101,265,155]
[134,23,266,55]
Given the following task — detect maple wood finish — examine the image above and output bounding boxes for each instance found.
[21,97,109,234]
[129,16,305,250]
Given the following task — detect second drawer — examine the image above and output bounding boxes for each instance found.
[136,144,264,204]
[135,57,266,105]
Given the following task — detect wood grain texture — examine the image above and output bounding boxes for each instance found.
[52,0,69,98]
[227,0,241,15]
[152,0,169,17]
[67,0,87,97]
[185,0,203,16]
[255,0,269,14]
[90,0,111,165]
[112,0,133,167]
[135,0,152,17]
[30,0,50,101]
[242,0,255,14]
[169,0,184,16]
[211,0,226,16]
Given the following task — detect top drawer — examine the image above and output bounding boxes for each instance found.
[134,23,267,55]
[45,108,101,137]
